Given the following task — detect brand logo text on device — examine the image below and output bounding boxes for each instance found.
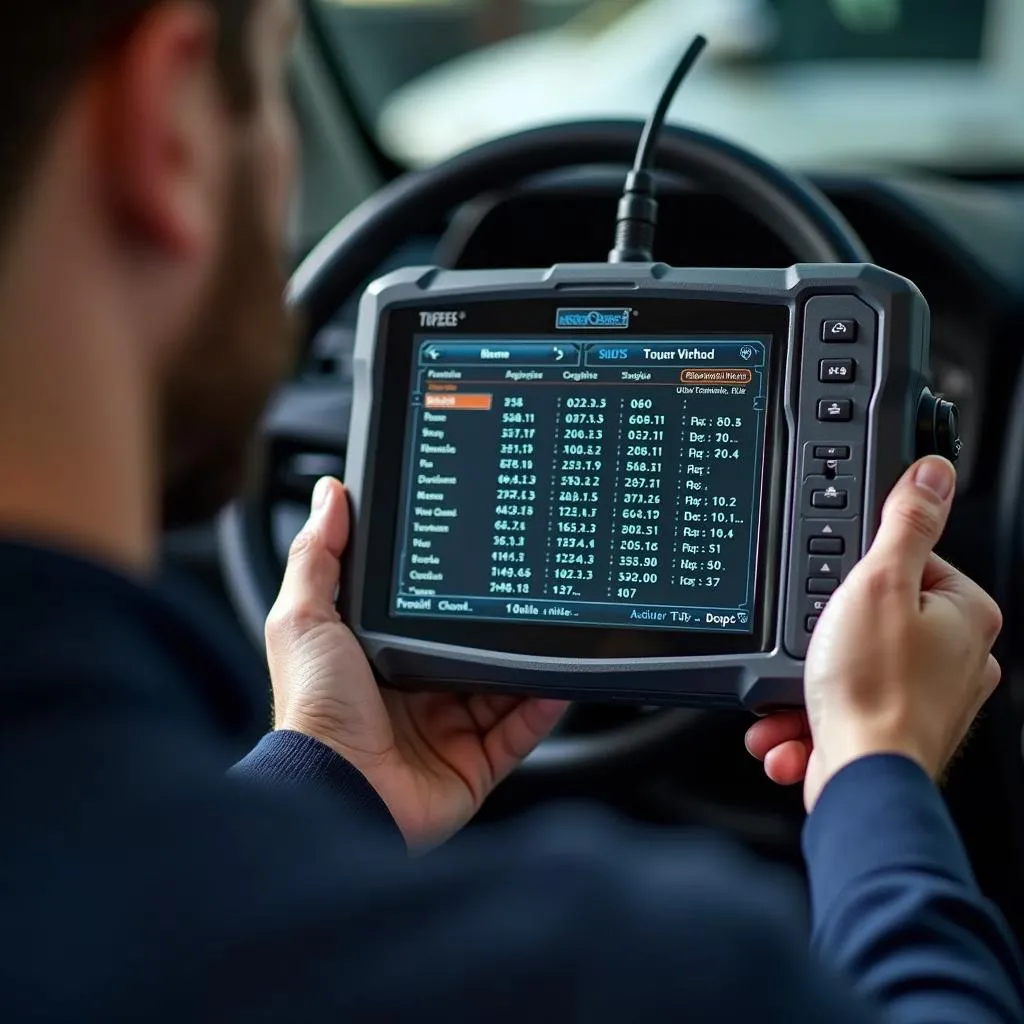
[556,308,632,330]
[419,311,464,328]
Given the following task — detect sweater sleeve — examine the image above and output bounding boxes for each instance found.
[229,730,406,852]
[805,754,1024,1023]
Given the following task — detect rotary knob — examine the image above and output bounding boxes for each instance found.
[916,387,962,464]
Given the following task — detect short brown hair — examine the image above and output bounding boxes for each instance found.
[2,2,254,227]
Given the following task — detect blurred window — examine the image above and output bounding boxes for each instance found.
[308,0,1019,171]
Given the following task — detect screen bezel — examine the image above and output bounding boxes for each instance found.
[358,297,791,659]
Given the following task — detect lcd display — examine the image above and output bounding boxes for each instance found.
[389,335,772,635]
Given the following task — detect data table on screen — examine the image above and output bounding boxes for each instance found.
[391,337,771,634]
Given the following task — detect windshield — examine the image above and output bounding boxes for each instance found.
[310,0,1024,172]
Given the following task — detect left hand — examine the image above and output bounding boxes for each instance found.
[265,477,569,850]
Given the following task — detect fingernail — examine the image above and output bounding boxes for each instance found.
[311,478,331,512]
[914,456,955,501]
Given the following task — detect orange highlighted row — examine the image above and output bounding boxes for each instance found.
[680,368,753,385]
[424,392,493,411]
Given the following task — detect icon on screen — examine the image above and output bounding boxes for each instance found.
[739,346,754,361]
[737,612,749,625]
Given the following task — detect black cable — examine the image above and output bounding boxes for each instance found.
[609,34,708,264]
[633,35,709,174]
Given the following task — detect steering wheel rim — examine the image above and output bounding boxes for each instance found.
[218,120,870,776]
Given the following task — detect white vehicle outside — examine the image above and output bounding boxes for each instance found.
[366,0,1024,172]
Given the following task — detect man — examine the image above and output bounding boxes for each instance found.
[0,1,1019,1021]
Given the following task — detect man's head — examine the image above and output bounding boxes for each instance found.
[0,0,300,540]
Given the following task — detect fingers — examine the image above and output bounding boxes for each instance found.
[267,477,349,636]
[745,711,809,760]
[483,699,569,783]
[968,655,1004,721]
[923,555,1003,646]
[865,456,956,588]
[763,740,812,787]
[747,713,812,787]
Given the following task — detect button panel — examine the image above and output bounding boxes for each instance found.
[784,294,877,660]
[787,517,861,655]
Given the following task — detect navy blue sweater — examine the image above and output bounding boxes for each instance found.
[0,540,1021,1022]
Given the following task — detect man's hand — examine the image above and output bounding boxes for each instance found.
[265,477,568,850]
[746,456,1002,811]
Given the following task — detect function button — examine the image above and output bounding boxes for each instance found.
[822,319,857,342]
[819,358,855,384]
[808,555,840,577]
[809,536,845,555]
[813,445,850,460]
[805,615,820,633]
[811,487,848,510]
[817,398,853,422]
[807,577,840,595]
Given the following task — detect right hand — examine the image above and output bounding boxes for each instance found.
[746,456,1002,811]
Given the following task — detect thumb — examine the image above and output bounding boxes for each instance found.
[865,456,956,586]
[274,477,350,623]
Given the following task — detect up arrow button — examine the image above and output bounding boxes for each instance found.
[809,556,840,577]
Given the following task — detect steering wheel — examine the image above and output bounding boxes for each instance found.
[218,120,870,775]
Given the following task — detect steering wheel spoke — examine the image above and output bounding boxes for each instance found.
[265,381,351,452]
[264,382,350,501]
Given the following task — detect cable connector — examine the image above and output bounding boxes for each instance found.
[609,169,658,264]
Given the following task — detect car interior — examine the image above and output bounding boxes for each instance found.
[164,0,1024,940]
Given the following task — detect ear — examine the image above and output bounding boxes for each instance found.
[98,1,228,257]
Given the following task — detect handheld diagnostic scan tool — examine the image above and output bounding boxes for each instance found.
[339,38,961,710]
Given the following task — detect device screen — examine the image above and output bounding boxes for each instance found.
[389,333,771,636]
